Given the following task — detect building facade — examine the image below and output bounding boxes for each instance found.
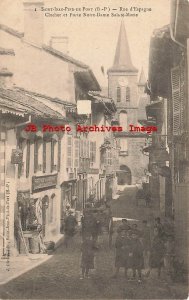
[144,0,189,266]
[0,0,118,256]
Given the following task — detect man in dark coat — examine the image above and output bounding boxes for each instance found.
[113,229,130,278]
[141,220,151,271]
[117,219,130,234]
[64,211,77,247]
[149,227,166,278]
[130,231,144,282]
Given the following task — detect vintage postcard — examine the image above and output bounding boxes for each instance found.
[0,0,188,299]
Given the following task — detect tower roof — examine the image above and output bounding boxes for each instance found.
[138,67,146,86]
[108,21,138,73]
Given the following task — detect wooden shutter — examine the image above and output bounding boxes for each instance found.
[34,139,38,173]
[90,141,93,162]
[43,140,46,173]
[67,136,72,167]
[93,141,96,163]
[74,138,80,168]
[51,139,54,172]
[171,66,181,135]
[83,140,86,158]
[26,140,30,178]
[180,66,185,133]
[57,139,61,172]
[80,139,83,158]
[18,140,23,178]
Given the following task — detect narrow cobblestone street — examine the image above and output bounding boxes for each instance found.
[0,187,187,299]
[0,233,187,299]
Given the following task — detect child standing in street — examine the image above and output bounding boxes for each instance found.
[80,235,96,279]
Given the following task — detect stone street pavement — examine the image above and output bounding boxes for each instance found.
[111,186,157,222]
[0,186,187,299]
[0,232,187,299]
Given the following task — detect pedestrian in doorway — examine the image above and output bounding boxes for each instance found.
[113,229,129,279]
[149,227,166,278]
[80,235,96,279]
[141,220,151,272]
[64,210,77,248]
[130,231,144,283]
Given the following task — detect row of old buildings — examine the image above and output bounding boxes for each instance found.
[0,0,152,257]
[0,0,121,256]
[142,0,189,266]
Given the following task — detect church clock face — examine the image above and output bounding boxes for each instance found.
[118,77,128,87]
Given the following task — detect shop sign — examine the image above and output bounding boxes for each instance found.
[32,174,57,192]
[11,149,23,164]
[88,168,99,174]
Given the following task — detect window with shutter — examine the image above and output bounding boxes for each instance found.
[26,140,30,178]
[87,141,90,158]
[90,141,96,163]
[90,141,93,162]
[18,140,23,178]
[180,66,185,133]
[171,66,181,135]
[67,136,72,168]
[93,141,96,163]
[34,139,38,173]
[84,140,87,158]
[74,139,80,168]
[43,140,46,173]
[57,139,61,172]
[51,139,54,172]
[80,139,84,158]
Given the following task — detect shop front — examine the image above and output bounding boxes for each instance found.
[15,173,61,254]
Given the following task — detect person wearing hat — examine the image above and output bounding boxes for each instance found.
[113,229,130,279]
[64,210,77,248]
[117,219,131,234]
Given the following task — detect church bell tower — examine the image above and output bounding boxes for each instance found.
[108,21,148,185]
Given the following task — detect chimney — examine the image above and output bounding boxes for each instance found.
[49,36,69,54]
[23,0,44,47]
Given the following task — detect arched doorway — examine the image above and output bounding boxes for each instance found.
[117,165,132,185]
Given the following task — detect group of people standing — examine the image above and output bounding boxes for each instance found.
[62,205,174,282]
[113,217,173,282]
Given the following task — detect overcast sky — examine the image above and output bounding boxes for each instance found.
[0,0,170,87]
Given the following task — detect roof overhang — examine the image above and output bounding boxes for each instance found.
[146,100,163,119]
[148,26,174,99]
[170,0,189,41]
[74,70,101,92]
